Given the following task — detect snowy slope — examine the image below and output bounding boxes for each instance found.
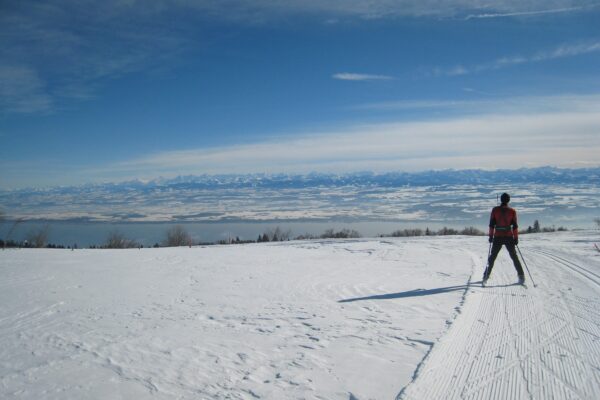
[1,231,599,399]
[399,231,600,400]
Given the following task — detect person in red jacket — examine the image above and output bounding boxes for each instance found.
[483,192,524,284]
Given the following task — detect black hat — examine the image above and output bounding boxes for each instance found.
[500,193,510,204]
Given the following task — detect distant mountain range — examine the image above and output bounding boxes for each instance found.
[109,166,600,189]
[6,167,599,194]
[1,167,599,224]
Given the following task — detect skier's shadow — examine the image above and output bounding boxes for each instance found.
[338,282,517,303]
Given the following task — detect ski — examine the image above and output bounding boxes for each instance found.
[518,278,527,288]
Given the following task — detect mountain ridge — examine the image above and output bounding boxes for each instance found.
[3,166,599,194]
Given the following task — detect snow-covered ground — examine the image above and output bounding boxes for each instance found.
[1,231,599,399]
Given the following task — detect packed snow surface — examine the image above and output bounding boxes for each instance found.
[1,231,599,399]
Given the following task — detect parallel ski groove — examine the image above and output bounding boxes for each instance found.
[532,250,600,288]
[399,246,600,400]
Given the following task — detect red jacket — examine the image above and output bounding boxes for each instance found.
[489,205,519,239]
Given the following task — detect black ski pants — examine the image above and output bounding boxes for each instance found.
[487,237,524,276]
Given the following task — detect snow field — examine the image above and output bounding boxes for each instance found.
[1,237,473,399]
[1,231,599,399]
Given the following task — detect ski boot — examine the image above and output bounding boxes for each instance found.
[482,268,491,286]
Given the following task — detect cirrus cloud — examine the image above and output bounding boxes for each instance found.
[1,0,595,115]
[332,72,394,81]
[435,41,600,76]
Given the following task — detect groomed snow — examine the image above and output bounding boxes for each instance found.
[1,231,599,399]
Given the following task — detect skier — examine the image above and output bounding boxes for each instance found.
[483,193,525,285]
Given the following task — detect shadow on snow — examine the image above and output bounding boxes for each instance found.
[338,281,519,303]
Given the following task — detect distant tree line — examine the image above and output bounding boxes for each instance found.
[98,226,363,248]
[521,219,567,234]
[1,239,73,249]
[256,226,292,242]
[293,228,361,240]
[4,218,589,250]
[382,226,484,237]
[1,223,62,249]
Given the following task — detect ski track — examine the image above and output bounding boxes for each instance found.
[530,249,600,288]
[398,233,600,400]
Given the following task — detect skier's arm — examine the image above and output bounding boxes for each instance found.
[488,210,496,240]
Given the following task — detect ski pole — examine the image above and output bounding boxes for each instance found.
[516,245,536,287]
[483,241,492,279]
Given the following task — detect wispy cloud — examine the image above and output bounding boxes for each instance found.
[436,41,600,76]
[353,99,475,111]
[354,94,600,113]
[534,42,600,60]
[333,72,394,81]
[0,65,53,114]
[464,5,595,20]
[0,1,187,114]
[181,1,599,20]
[2,93,599,188]
[80,94,600,182]
[2,1,596,114]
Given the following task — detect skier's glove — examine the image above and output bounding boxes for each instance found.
[488,236,493,243]
[514,238,518,245]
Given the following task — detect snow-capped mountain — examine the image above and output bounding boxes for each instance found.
[1,167,598,224]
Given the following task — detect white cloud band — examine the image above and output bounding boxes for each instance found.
[84,94,600,182]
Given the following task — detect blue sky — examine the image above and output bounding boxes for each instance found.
[1,0,600,189]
